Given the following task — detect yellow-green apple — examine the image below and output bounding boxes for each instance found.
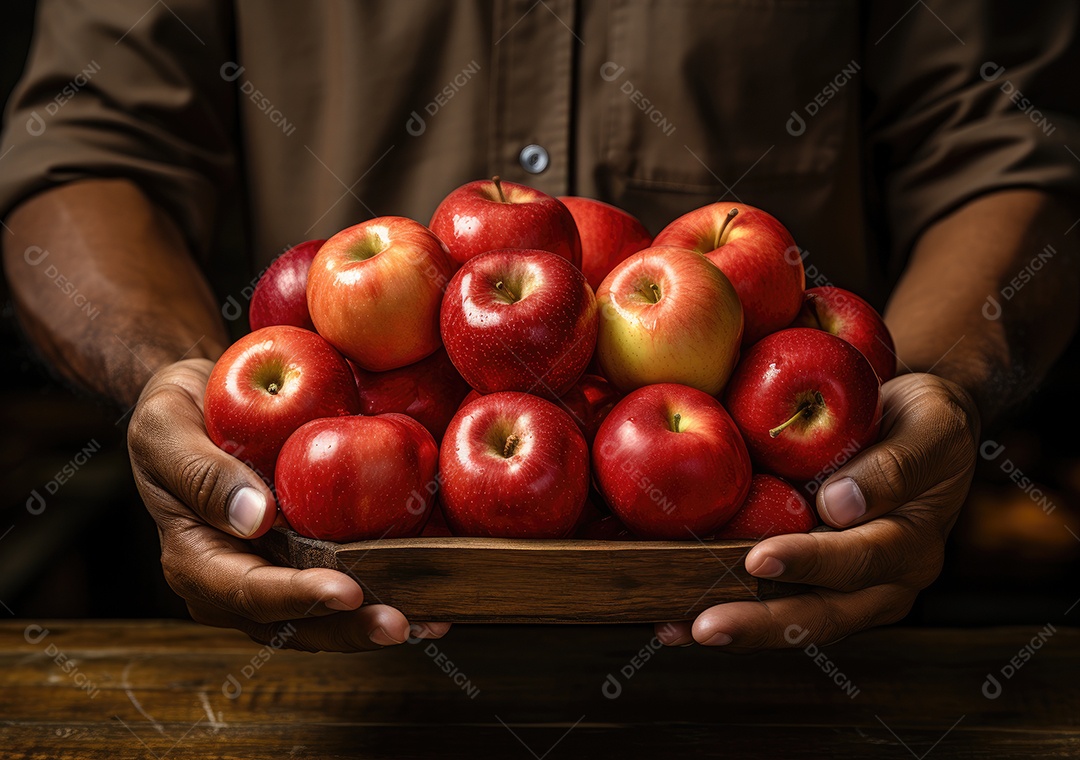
[714,474,817,539]
[203,326,361,484]
[440,249,598,397]
[348,348,470,443]
[793,286,896,381]
[429,177,582,268]
[307,216,455,371]
[439,392,589,538]
[724,328,882,482]
[653,202,804,344]
[558,196,651,291]
[275,414,438,541]
[595,246,742,395]
[249,239,325,331]
[592,383,752,538]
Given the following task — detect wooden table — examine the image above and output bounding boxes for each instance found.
[1,620,1076,758]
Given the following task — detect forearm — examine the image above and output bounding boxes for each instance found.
[885,189,1079,425]
[2,179,228,407]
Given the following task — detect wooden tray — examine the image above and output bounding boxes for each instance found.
[255,528,798,623]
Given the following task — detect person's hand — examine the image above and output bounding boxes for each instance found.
[657,373,979,651]
[128,358,449,651]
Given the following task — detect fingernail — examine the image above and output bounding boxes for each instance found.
[703,632,732,646]
[679,641,695,648]
[822,477,866,526]
[751,556,785,578]
[370,626,406,646]
[325,598,354,611]
[228,487,267,537]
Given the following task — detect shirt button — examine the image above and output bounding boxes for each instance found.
[519,144,549,174]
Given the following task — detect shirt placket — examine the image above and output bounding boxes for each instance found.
[488,0,577,195]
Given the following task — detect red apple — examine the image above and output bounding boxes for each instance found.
[249,239,325,332]
[440,392,589,538]
[793,286,896,382]
[348,348,470,442]
[420,499,454,537]
[440,249,598,398]
[429,177,582,268]
[592,383,752,539]
[307,216,455,371]
[275,414,438,542]
[554,373,619,445]
[724,328,882,483]
[714,474,818,539]
[204,326,361,483]
[558,196,651,291]
[653,202,804,345]
[596,246,742,395]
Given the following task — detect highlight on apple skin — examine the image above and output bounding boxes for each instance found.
[595,246,743,396]
[724,328,882,483]
[440,248,598,398]
[592,383,752,539]
[430,177,582,268]
[558,195,652,292]
[654,202,804,345]
[275,414,439,542]
[439,391,590,539]
[249,239,326,332]
[793,286,897,382]
[203,325,361,485]
[307,216,456,372]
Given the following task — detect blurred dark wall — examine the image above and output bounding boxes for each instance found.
[0,0,185,619]
[0,2,1076,625]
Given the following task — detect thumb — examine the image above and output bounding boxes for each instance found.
[815,375,978,528]
[128,361,278,539]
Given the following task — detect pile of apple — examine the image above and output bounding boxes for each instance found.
[204,177,894,543]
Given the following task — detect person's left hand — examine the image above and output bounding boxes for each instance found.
[657,373,979,651]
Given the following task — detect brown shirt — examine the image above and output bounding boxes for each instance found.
[2,1,1078,305]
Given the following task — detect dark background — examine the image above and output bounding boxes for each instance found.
[1,1,1078,625]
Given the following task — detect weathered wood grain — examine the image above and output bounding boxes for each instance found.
[255,528,797,622]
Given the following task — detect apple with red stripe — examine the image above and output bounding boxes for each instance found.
[440,249,598,398]
[596,247,743,395]
[792,286,896,382]
[592,383,752,539]
[724,328,882,483]
[249,239,326,332]
[440,392,590,538]
[558,196,652,291]
[203,325,360,484]
[307,216,455,371]
[653,202,804,345]
[714,474,817,539]
[430,177,582,268]
[348,348,470,443]
[275,414,438,542]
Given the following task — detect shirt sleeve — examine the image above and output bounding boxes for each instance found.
[864,1,1080,274]
[0,0,236,256]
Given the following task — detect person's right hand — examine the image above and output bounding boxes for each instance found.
[127,357,449,651]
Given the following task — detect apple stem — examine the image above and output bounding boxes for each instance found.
[671,413,682,433]
[494,280,519,303]
[502,434,521,458]
[650,283,661,303]
[713,208,739,250]
[492,175,508,203]
[267,382,279,395]
[768,391,825,438]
